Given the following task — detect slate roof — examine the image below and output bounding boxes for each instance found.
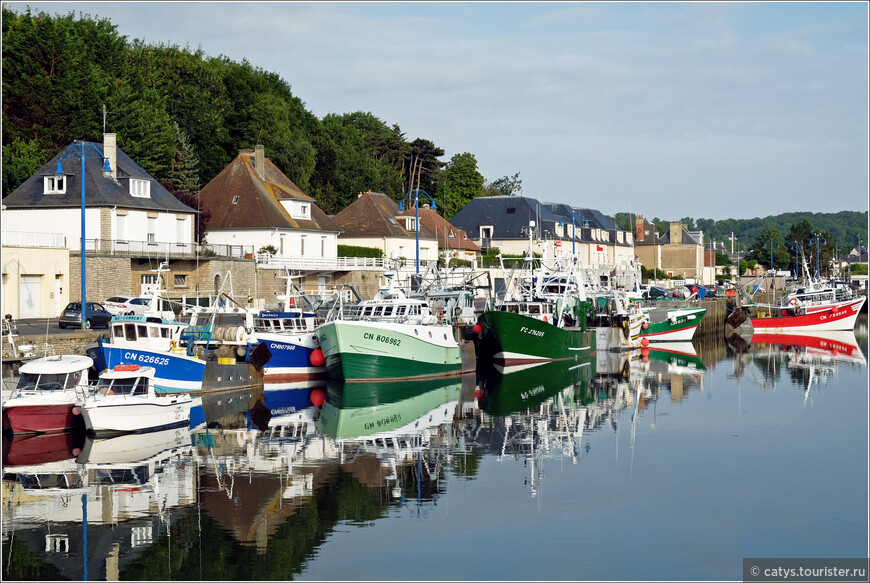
[634,216,662,245]
[3,140,196,213]
[449,196,563,239]
[332,191,435,240]
[450,196,627,245]
[399,207,482,253]
[197,150,339,232]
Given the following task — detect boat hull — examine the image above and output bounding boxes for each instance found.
[80,397,192,436]
[750,297,865,332]
[316,320,463,381]
[640,307,706,342]
[97,339,206,393]
[477,310,596,366]
[252,332,326,382]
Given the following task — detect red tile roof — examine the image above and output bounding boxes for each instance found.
[332,191,435,239]
[198,150,338,232]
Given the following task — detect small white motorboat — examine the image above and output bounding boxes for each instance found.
[77,364,192,436]
[2,354,94,434]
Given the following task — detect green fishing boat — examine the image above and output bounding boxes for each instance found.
[476,296,596,366]
[317,275,467,381]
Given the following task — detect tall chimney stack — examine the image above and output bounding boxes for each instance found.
[103,133,117,179]
[254,144,265,178]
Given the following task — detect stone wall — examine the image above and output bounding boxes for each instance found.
[69,255,133,301]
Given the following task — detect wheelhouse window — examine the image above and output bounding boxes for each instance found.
[43,175,66,195]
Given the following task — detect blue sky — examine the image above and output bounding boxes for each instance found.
[8,1,869,221]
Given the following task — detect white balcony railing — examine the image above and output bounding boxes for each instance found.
[1,230,66,248]
[256,254,389,270]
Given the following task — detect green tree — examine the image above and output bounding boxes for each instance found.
[482,172,523,197]
[441,152,484,219]
[2,138,45,195]
[747,228,790,271]
[2,7,127,153]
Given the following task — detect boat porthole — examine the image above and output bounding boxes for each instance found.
[415,329,419,335]
[428,331,432,338]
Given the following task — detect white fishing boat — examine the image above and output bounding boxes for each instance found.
[2,354,94,435]
[77,364,192,435]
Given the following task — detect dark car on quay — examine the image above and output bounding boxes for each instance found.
[58,301,112,329]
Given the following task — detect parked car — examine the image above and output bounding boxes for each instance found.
[58,302,112,329]
[126,297,154,316]
[643,286,671,299]
[103,295,137,316]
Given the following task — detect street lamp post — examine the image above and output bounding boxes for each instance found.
[398,188,437,275]
[558,211,577,259]
[810,233,827,281]
[54,141,112,329]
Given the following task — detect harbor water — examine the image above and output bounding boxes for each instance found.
[2,318,868,581]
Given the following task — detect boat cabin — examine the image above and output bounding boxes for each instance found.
[254,310,318,334]
[94,365,154,397]
[14,355,94,394]
[108,315,186,350]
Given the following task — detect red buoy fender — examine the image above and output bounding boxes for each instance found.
[310,348,325,367]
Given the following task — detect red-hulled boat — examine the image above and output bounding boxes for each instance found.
[750,295,864,333]
[2,354,93,434]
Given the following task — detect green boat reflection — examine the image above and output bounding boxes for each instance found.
[316,375,467,439]
[478,355,596,416]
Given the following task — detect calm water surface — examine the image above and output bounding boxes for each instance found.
[3,321,868,581]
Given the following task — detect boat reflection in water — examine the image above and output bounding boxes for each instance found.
[4,327,864,581]
[317,375,464,439]
[747,330,866,392]
[2,427,197,581]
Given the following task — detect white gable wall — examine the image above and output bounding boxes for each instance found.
[5,208,102,250]
[3,208,194,250]
[206,228,338,259]
[339,236,437,264]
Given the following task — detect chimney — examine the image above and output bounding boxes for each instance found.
[103,133,117,179]
[254,144,265,178]
[635,215,644,242]
[670,222,683,245]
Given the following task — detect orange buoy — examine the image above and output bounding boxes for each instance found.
[642,322,648,329]
[71,407,81,415]
[641,337,650,347]
[310,388,325,407]
[310,348,325,367]
[473,323,483,334]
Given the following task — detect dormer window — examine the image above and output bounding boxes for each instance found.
[406,218,417,231]
[232,196,239,204]
[44,175,66,195]
[130,179,151,198]
[280,200,312,220]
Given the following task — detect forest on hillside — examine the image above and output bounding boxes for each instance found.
[2,7,511,221]
[3,7,867,263]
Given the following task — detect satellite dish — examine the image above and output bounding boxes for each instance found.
[390,250,399,260]
[529,220,536,228]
